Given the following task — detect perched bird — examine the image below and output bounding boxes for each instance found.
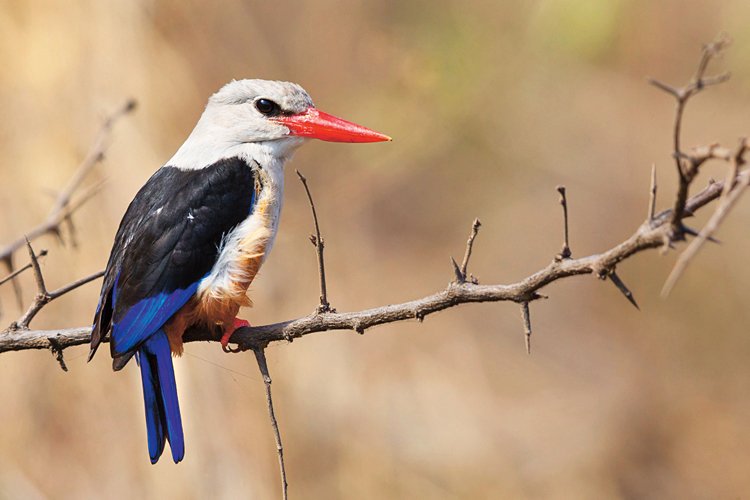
[89,79,390,464]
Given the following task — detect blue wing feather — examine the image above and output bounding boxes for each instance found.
[111,280,200,356]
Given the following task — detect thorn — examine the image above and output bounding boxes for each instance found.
[450,256,464,282]
[124,98,138,113]
[520,302,532,354]
[681,225,720,244]
[608,271,640,310]
[51,226,65,246]
[64,214,78,249]
[648,163,657,222]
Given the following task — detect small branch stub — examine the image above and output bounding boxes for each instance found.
[556,186,572,260]
[452,218,481,284]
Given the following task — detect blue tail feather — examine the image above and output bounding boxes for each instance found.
[138,330,184,464]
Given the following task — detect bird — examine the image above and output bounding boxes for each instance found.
[88,79,390,464]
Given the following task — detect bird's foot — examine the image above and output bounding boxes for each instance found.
[221,318,250,353]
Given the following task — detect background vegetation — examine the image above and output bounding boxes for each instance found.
[1,1,749,498]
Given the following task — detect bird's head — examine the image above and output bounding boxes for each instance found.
[207,79,390,144]
[170,79,390,170]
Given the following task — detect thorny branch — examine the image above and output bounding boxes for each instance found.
[7,239,103,332]
[0,99,136,311]
[1,36,748,358]
[0,173,739,356]
[648,33,731,236]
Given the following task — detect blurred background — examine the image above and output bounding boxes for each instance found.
[1,1,750,498]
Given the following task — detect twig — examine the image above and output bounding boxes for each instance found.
[0,249,48,287]
[252,348,288,500]
[662,140,749,296]
[0,99,135,309]
[648,34,731,234]
[7,239,103,330]
[556,186,572,260]
[453,218,481,284]
[295,170,332,314]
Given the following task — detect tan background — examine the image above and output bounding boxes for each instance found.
[1,1,750,498]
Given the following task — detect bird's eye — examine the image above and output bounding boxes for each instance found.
[255,98,280,116]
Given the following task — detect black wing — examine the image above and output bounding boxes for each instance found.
[90,157,257,362]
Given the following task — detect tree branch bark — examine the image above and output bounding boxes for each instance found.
[0,174,732,356]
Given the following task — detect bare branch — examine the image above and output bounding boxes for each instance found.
[295,170,332,314]
[0,99,135,306]
[662,139,749,296]
[0,171,739,356]
[8,240,103,331]
[648,34,732,235]
[0,249,48,287]
[253,348,288,500]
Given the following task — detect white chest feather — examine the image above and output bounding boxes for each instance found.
[197,157,284,304]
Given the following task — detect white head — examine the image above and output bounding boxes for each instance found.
[167,79,390,170]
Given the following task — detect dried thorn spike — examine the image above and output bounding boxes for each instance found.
[520,302,532,354]
[450,256,463,283]
[608,271,640,310]
[681,225,720,244]
[648,163,658,222]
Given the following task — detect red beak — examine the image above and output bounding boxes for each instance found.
[272,108,391,143]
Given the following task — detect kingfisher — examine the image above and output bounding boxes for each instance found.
[88,79,390,464]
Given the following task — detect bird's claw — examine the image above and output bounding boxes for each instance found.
[220,318,250,353]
